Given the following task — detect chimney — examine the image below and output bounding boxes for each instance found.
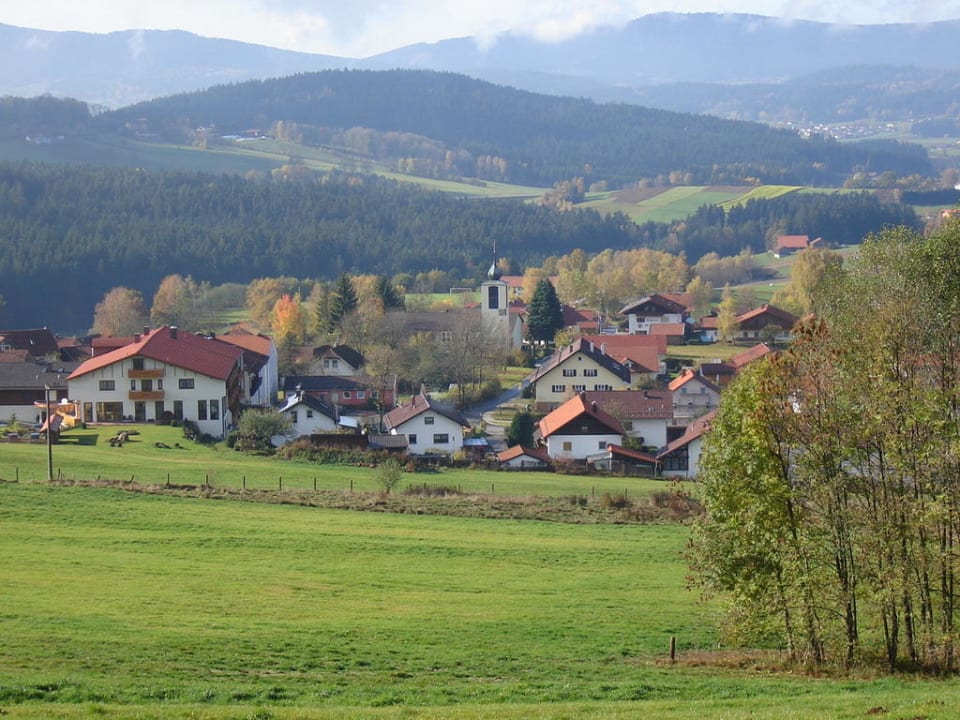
[591,401,598,413]
[170,326,178,339]
[143,325,150,336]
[133,333,140,343]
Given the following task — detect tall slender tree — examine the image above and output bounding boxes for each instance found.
[526,279,564,344]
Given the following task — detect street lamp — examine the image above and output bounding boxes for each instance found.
[44,384,53,482]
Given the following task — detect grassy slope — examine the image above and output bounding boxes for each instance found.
[2,481,958,720]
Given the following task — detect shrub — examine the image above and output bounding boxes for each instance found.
[376,458,404,495]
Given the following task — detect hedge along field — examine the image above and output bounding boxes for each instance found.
[3,483,960,720]
[0,424,679,498]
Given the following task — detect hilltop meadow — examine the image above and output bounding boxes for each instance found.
[2,430,960,719]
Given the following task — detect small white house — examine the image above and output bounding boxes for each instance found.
[536,392,624,462]
[383,392,471,456]
[657,411,715,479]
[274,391,339,445]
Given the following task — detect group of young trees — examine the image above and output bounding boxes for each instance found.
[692,220,960,671]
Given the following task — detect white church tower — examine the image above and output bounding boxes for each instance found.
[480,248,521,352]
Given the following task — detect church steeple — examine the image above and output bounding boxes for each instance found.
[487,240,502,280]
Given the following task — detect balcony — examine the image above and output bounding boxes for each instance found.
[128,369,165,379]
[129,390,165,401]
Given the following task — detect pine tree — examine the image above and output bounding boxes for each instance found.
[374,274,404,309]
[328,273,358,333]
[526,279,564,343]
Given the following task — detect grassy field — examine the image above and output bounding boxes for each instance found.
[2,481,959,719]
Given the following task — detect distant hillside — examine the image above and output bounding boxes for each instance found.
[96,70,932,188]
[4,14,960,127]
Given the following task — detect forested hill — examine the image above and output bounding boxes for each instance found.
[0,161,918,332]
[98,70,931,188]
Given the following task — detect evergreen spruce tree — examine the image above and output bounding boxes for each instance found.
[374,274,404,309]
[328,273,358,333]
[526,279,564,343]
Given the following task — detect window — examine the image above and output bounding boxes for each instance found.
[551,384,566,393]
[141,379,152,392]
[598,441,607,450]
[324,358,339,369]
[154,401,164,419]
[572,384,586,392]
[132,358,144,371]
[343,391,352,399]
[562,441,573,452]
[130,379,137,390]
[594,384,612,391]
[439,330,452,342]
[700,387,707,394]
[487,285,500,310]
[99,380,115,391]
[371,390,379,399]
[157,379,163,390]
[408,434,417,445]
[173,400,183,421]
[179,378,195,390]
[357,390,365,399]
[424,415,435,425]
[197,400,208,421]
[623,421,634,431]
[680,387,687,394]
[290,410,298,423]
[209,399,219,421]
[583,368,598,377]
[562,369,577,377]
[432,433,450,444]
[306,409,314,418]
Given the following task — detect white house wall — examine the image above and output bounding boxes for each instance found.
[69,359,231,438]
[545,432,622,461]
[535,357,630,408]
[390,412,465,456]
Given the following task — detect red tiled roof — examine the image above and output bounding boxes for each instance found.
[658,410,716,457]
[497,445,552,464]
[775,234,810,250]
[736,304,798,326]
[583,389,673,419]
[668,368,721,393]
[697,316,719,330]
[538,393,625,439]
[68,327,243,381]
[731,343,772,368]
[648,322,687,337]
[581,333,667,356]
[605,444,660,464]
[220,331,274,358]
[0,349,31,362]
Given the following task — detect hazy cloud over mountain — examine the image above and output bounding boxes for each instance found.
[6,0,960,57]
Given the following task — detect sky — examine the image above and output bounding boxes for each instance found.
[5,1,960,58]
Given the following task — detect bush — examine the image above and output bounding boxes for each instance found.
[376,458,404,495]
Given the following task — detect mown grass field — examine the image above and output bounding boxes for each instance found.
[2,480,959,720]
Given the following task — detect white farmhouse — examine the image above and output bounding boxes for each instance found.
[383,392,470,457]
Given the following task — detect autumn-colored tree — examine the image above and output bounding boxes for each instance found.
[772,246,844,316]
[685,275,715,318]
[555,248,590,306]
[150,274,201,330]
[271,293,306,347]
[246,277,298,329]
[91,286,148,337]
[520,267,549,303]
[716,284,739,342]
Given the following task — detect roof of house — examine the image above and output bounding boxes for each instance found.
[775,234,811,251]
[538,392,625,439]
[647,322,688,338]
[0,361,74,390]
[698,362,735,378]
[383,392,470,431]
[219,330,275,359]
[697,315,719,330]
[367,433,409,450]
[601,444,660,465]
[278,392,339,421]
[497,444,552,464]
[736,304,798,327]
[580,334,664,372]
[657,410,716,458]
[618,294,687,317]
[312,343,364,369]
[583,389,673,420]
[68,326,243,382]
[730,343,773,368]
[0,349,32,363]
[660,292,696,312]
[668,368,721,393]
[0,328,60,357]
[527,337,632,385]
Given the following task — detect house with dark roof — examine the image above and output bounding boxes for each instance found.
[735,305,797,343]
[310,343,365,377]
[383,392,470,456]
[535,392,625,462]
[618,294,688,336]
[275,391,340,444]
[67,326,244,438]
[0,361,73,424]
[525,337,633,412]
[0,328,61,361]
[698,343,774,387]
[657,410,716,479]
[281,374,397,416]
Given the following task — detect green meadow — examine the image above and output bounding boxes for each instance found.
[3,429,960,718]
[2,480,959,720]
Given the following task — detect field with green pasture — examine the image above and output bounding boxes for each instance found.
[2,479,959,720]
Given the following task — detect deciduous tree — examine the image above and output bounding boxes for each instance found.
[91,286,149,337]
